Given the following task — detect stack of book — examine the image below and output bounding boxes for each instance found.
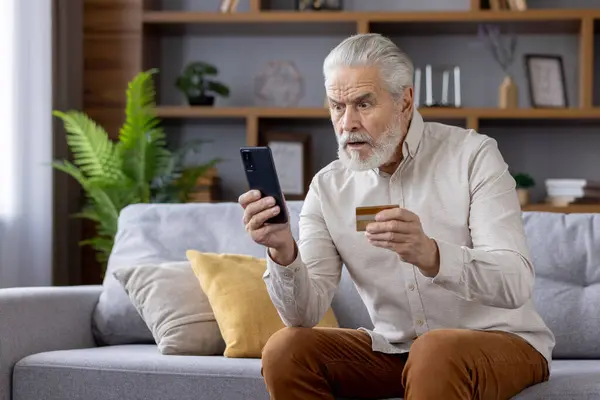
[545,179,600,206]
[187,168,221,203]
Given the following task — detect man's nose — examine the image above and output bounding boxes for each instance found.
[341,107,360,132]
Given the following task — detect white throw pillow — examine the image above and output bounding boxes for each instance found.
[112,261,225,355]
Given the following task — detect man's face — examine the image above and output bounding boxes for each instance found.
[326,65,411,171]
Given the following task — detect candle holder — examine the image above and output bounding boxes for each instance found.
[414,64,461,108]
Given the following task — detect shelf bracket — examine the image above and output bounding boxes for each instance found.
[246,115,259,146]
[579,17,594,109]
[467,116,479,132]
[249,0,261,13]
[357,20,369,34]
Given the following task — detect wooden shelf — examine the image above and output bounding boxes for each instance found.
[522,204,600,213]
[154,106,254,118]
[143,10,600,24]
[143,11,358,24]
[155,106,600,120]
[143,10,599,34]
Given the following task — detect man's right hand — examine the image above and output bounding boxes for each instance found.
[238,190,297,266]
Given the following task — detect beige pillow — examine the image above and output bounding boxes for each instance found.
[112,261,225,355]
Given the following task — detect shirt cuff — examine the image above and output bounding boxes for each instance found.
[428,239,465,285]
[264,247,303,281]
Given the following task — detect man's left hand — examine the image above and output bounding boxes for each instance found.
[365,207,440,277]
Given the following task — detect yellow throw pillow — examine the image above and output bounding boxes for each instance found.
[186,250,339,358]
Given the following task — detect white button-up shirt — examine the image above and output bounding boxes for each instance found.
[264,109,555,365]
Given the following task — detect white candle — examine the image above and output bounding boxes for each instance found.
[454,66,461,107]
[442,70,449,105]
[425,65,433,106]
[414,68,421,107]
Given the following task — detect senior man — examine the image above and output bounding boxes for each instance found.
[238,33,554,400]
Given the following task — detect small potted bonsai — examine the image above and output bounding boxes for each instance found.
[175,61,230,106]
[512,172,535,206]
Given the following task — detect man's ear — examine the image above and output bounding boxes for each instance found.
[401,87,414,116]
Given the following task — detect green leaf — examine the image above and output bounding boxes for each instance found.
[80,236,114,272]
[185,61,218,76]
[206,81,230,97]
[51,160,88,188]
[71,206,101,223]
[176,158,222,202]
[80,237,114,254]
[512,173,535,188]
[53,110,124,182]
[117,69,169,202]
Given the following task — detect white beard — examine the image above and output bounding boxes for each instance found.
[336,119,404,171]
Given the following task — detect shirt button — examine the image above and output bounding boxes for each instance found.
[416,319,424,326]
[408,284,415,291]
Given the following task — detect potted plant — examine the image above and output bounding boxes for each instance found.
[175,61,230,106]
[512,172,535,206]
[52,69,221,274]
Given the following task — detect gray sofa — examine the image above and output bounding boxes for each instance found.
[2,202,600,400]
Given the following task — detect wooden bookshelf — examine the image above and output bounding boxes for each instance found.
[522,204,600,213]
[141,6,600,214]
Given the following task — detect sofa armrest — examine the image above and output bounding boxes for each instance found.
[0,285,102,400]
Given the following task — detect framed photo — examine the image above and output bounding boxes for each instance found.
[262,132,311,200]
[524,54,568,108]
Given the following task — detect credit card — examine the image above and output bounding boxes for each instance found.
[355,205,400,231]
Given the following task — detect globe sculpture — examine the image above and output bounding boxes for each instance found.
[254,60,304,107]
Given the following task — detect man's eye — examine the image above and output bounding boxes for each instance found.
[358,102,370,109]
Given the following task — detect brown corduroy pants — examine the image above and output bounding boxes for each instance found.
[261,327,549,400]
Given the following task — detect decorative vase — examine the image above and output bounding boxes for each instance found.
[517,188,529,206]
[499,76,518,109]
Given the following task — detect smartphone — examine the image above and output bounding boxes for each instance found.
[240,146,288,225]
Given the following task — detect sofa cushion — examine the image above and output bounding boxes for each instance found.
[513,360,600,400]
[523,212,600,359]
[331,266,374,330]
[13,345,401,400]
[13,346,600,400]
[92,202,305,346]
[13,345,267,400]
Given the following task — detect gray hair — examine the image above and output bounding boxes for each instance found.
[323,33,414,101]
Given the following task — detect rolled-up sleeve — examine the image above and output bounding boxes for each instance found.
[427,137,534,309]
[264,177,343,327]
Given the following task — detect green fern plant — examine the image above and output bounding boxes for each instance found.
[52,69,221,272]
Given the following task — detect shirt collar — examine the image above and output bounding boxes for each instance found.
[403,108,425,159]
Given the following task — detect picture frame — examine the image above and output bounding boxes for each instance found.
[524,54,568,108]
[262,131,311,200]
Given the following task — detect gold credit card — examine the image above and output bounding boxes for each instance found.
[355,205,399,231]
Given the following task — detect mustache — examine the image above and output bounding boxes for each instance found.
[339,132,374,147]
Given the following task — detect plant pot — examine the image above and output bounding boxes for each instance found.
[188,95,215,106]
[516,188,529,206]
[499,76,518,109]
